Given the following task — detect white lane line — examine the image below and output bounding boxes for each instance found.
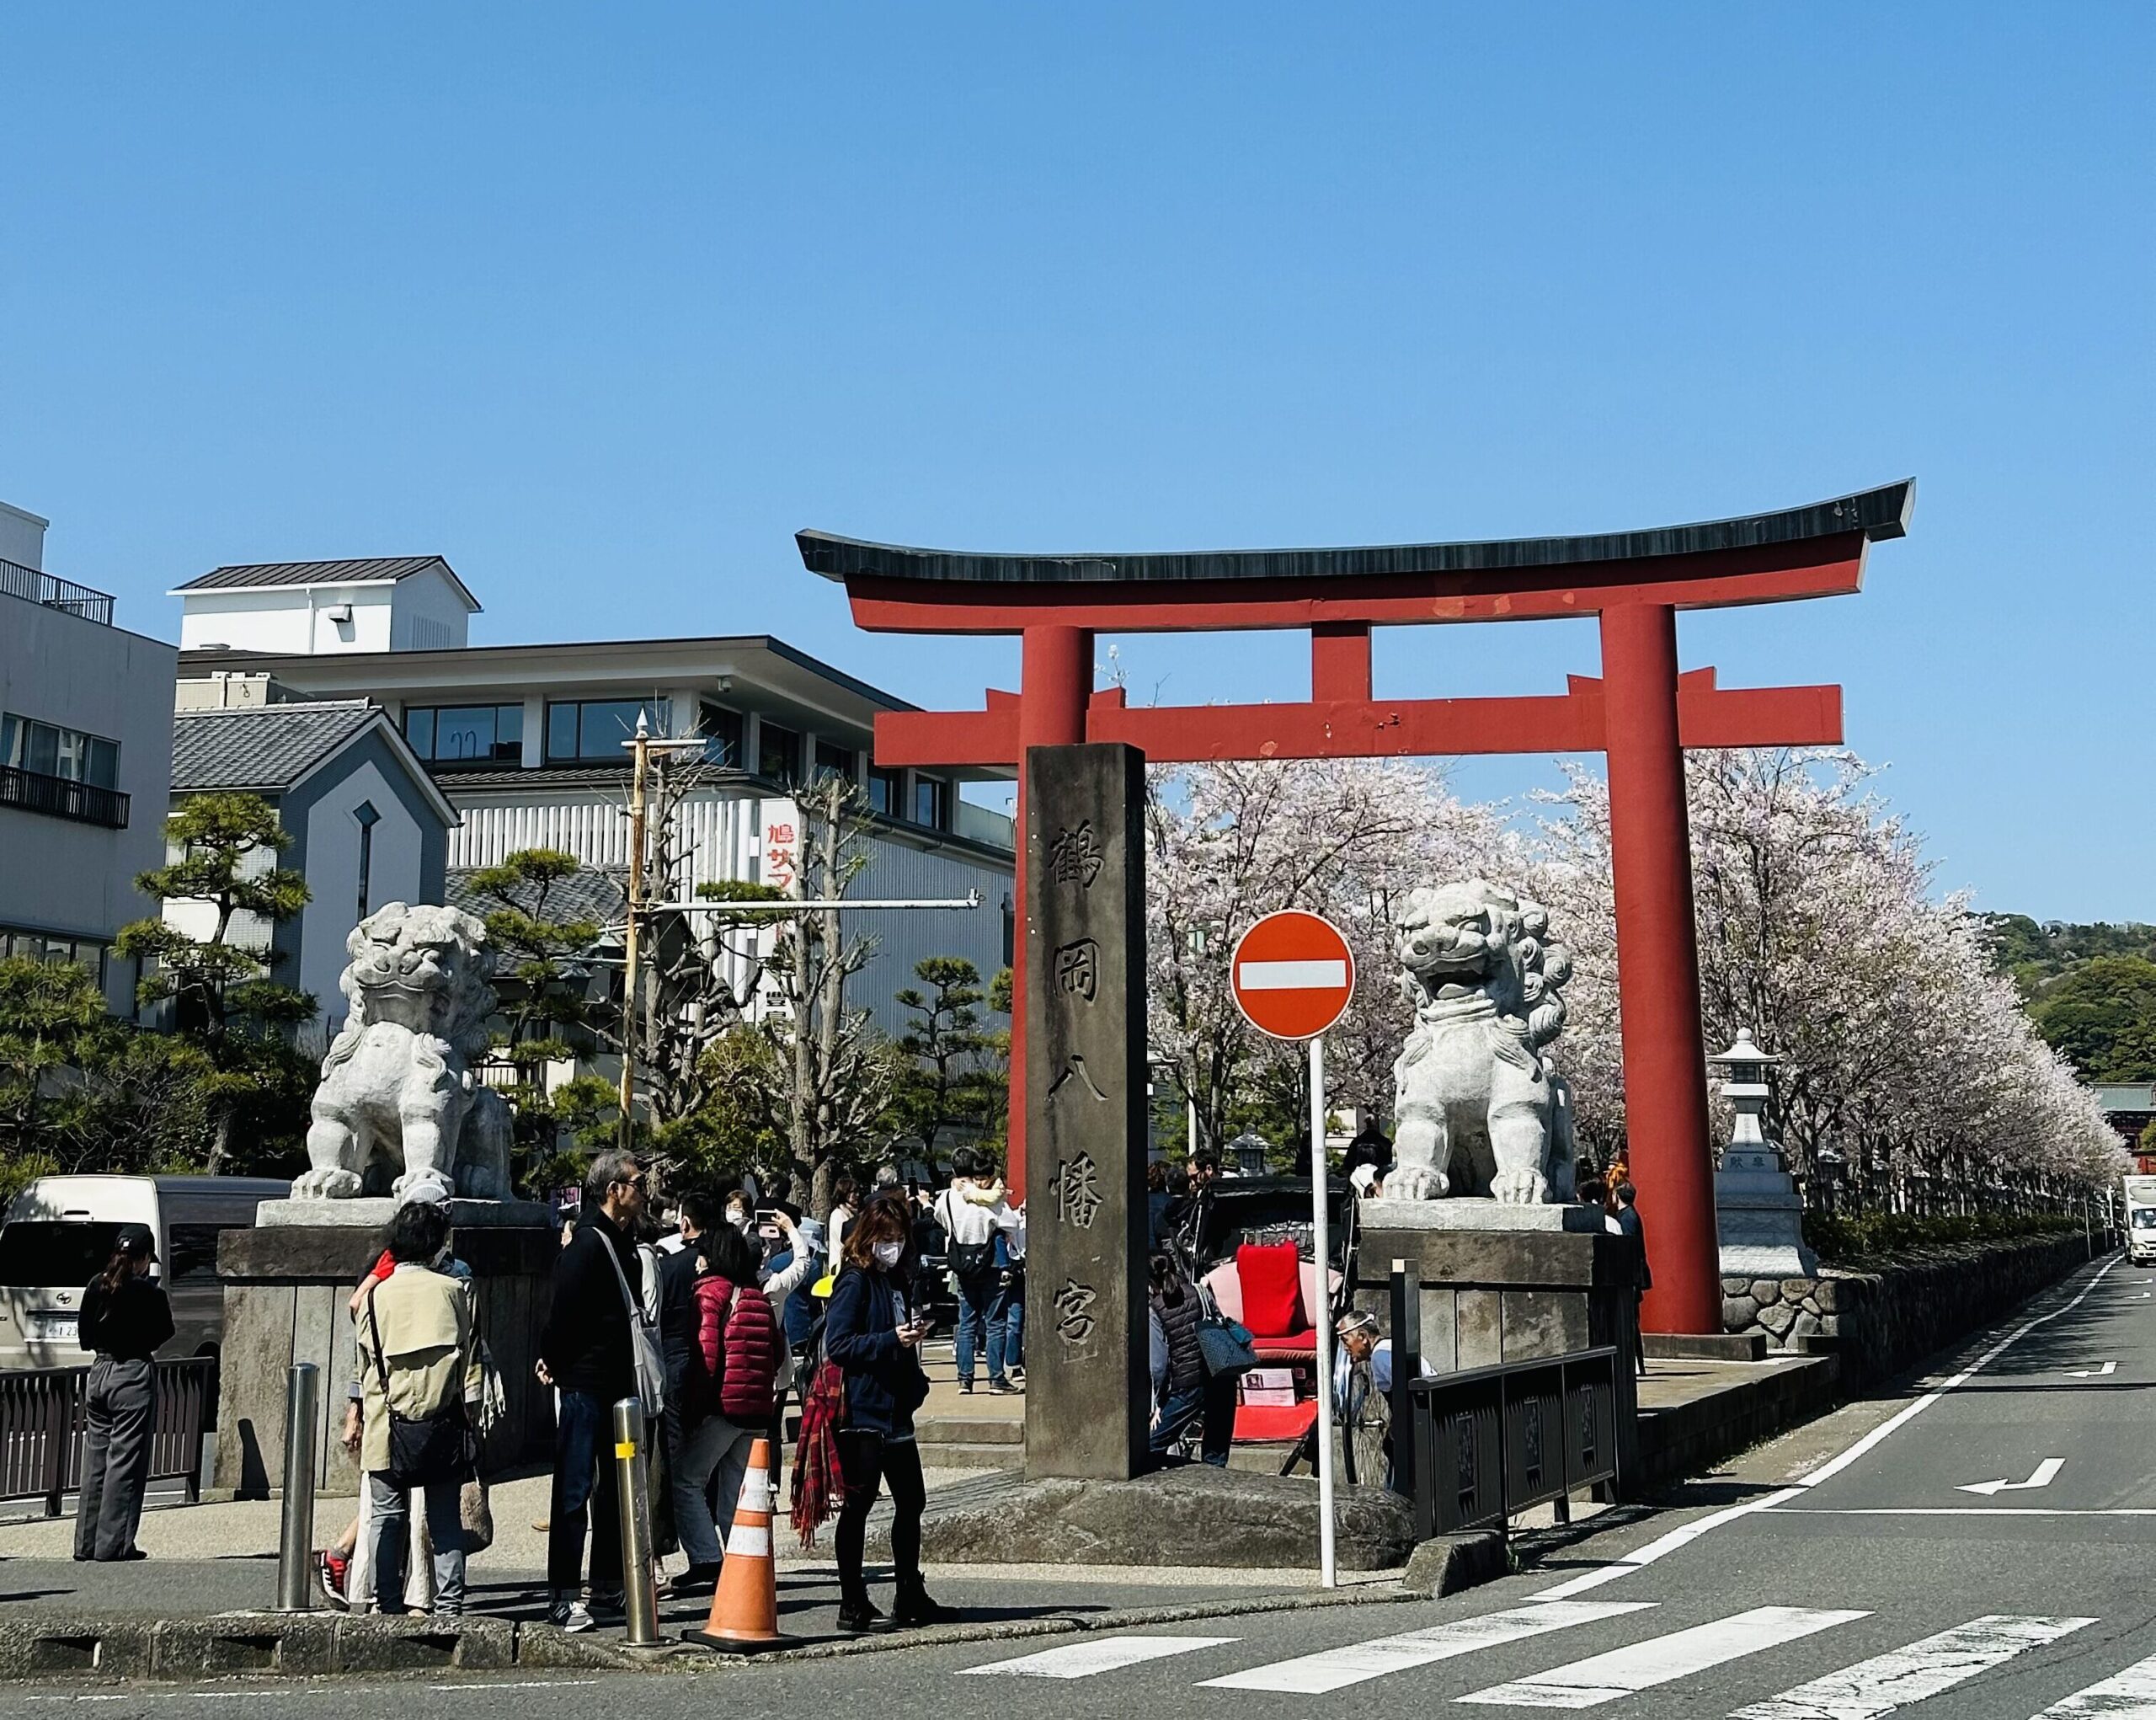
[2034,1648,2156,1716]
[1460,1605,1869,1708]
[1767,1506,2156,1516]
[1731,1613,2095,1720]
[960,1635,1238,1679]
[1199,1601,1653,1694]
[1960,1458,2066,1496]
[1534,1258,2121,1600]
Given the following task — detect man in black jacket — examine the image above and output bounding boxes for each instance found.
[1613,1182,1651,1378]
[537,1150,646,1632]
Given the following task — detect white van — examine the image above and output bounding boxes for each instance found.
[0,1175,289,1370]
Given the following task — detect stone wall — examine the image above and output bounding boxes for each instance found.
[1724,1231,2103,1391]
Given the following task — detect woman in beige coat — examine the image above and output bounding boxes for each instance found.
[355,1202,484,1616]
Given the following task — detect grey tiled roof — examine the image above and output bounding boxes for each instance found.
[170,701,380,792]
[175,555,450,592]
[448,864,627,933]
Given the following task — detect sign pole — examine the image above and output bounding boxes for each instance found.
[1310,1030,1336,1588]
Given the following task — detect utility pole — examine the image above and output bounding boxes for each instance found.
[618,710,702,1151]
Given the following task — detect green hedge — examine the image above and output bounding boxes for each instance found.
[1803,1209,2092,1266]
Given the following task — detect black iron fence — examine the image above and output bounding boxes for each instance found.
[0,763,131,829]
[1404,1345,1622,1536]
[0,1359,214,1516]
[0,558,115,625]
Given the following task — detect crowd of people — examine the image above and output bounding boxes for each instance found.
[270,1148,1031,1633]
[63,1133,1500,1631]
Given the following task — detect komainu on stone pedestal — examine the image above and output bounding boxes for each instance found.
[292,902,513,1205]
[1388,879,1575,1205]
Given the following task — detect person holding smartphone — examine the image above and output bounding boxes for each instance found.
[822,1193,942,1632]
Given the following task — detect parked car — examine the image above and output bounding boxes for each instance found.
[0,1175,289,1372]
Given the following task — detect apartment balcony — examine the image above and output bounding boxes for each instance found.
[0,764,131,829]
[0,558,115,626]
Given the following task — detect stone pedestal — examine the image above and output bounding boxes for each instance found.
[1715,1146,1819,1277]
[1357,1201,1635,1371]
[214,1218,557,1498]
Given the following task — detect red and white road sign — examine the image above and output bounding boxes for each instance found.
[1230,911,1356,1041]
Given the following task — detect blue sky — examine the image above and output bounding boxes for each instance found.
[3,4,2148,919]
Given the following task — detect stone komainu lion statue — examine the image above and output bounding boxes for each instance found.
[294,903,514,1204]
[1388,879,1576,1205]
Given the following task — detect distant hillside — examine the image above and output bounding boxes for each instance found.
[1983,914,2156,1082]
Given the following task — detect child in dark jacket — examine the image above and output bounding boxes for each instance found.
[667,1225,777,1592]
[822,1193,942,1633]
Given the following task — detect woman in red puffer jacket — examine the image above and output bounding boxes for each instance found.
[670,1224,779,1591]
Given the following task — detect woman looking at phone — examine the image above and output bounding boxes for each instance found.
[822,1193,943,1632]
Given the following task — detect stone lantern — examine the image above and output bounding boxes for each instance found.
[1708,1027,1818,1276]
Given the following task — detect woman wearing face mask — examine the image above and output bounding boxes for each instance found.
[821,1193,942,1632]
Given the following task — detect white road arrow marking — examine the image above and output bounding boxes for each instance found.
[2066,1361,2118,1377]
[1956,1457,2064,1496]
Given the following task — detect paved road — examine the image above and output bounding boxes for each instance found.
[8,1253,2153,1719]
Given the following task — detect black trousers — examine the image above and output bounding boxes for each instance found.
[834,1430,925,1608]
[76,1357,156,1561]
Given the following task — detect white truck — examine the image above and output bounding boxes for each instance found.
[2125,1175,2156,1267]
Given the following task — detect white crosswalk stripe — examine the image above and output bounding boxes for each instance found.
[1731,1615,2095,1720]
[2032,1648,2156,1717]
[1198,1601,1656,1695]
[958,1636,1238,1679]
[1460,1605,1870,1709]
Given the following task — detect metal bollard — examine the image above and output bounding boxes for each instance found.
[275,1363,319,1612]
[611,1398,661,1646]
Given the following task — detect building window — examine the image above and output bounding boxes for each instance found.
[2,712,120,788]
[757,721,802,784]
[403,703,523,765]
[913,774,950,830]
[0,927,108,991]
[814,740,857,782]
[353,801,381,922]
[0,713,128,828]
[867,767,904,815]
[698,702,744,767]
[545,699,666,762]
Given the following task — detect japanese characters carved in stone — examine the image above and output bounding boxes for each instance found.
[1387,880,1577,1205]
[293,902,515,1204]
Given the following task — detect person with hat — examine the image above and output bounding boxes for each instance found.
[73,1223,173,1562]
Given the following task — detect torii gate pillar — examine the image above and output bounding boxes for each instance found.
[1601,603,1720,1333]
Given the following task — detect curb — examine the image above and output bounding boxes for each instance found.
[0,1582,1433,1686]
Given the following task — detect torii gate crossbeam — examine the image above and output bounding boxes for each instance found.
[798,480,1913,1333]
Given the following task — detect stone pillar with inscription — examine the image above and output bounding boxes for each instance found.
[1023,743,1149,1482]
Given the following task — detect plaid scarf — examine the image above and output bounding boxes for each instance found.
[789,1356,848,1548]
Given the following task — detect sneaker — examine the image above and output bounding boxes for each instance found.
[958,1379,974,1395]
[318,1549,350,1610]
[674,1562,723,1595]
[547,1597,595,1633]
[588,1589,626,1622]
[988,1376,1020,1395]
[1007,1365,1026,1385]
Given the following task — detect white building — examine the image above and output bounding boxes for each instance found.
[172,558,1015,1042]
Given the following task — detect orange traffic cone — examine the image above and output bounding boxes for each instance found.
[686,1438,783,1650]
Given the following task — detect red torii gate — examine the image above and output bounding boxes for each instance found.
[798,480,1913,1333]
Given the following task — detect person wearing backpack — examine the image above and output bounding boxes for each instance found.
[822,1194,942,1632]
[936,1148,1018,1396]
[536,1150,649,1632]
[355,1202,483,1616]
[670,1223,778,1592]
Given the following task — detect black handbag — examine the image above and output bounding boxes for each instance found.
[1197,1315,1260,1378]
[366,1288,473,1489]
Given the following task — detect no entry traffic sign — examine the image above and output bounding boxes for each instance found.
[1230,910,1356,1041]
